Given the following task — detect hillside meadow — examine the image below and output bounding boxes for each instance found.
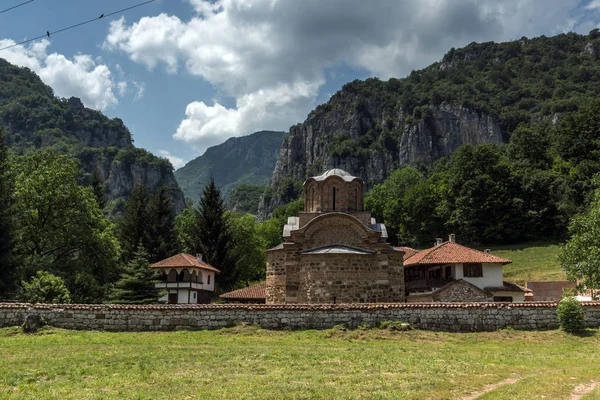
[0,325,599,399]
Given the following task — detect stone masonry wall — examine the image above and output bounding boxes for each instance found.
[1,302,600,332]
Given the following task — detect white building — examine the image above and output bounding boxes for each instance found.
[400,235,530,302]
[151,253,220,304]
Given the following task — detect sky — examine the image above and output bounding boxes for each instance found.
[1,0,600,169]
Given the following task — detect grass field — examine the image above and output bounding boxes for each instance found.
[484,242,565,285]
[1,325,599,399]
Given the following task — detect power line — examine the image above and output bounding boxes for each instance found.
[0,0,34,15]
[0,0,156,52]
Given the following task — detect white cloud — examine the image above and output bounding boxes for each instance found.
[586,0,600,10]
[133,81,145,101]
[0,39,121,111]
[159,150,186,169]
[117,81,128,96]
[105,0,592,152]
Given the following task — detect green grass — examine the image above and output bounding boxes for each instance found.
[1,326,600,399]
[486,242,565,285]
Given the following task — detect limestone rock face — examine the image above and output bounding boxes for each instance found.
[260,98,504,218]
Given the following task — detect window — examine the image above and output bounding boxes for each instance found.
[208,275,211,285]
[463,263,483,278]
[493,296,513,302]
[193,292,197,299]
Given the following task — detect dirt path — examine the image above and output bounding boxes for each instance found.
[461,378,520,400]
[569,381,599,400]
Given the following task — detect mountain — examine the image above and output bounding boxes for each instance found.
[0,58,185,214]
[175,130,287,201]
[260,30,600,218]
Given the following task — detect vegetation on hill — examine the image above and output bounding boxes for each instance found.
[175,130,286,202]
[0,58,185,214]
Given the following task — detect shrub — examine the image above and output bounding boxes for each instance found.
[20,271,71,304]
[556,295,585,333]
[379,320,412,331]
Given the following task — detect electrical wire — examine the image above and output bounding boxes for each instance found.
[0,0,156,52]
[0,0,34,15]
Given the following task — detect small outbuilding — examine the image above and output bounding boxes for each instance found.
[219,282,266,304]
[151,253,220,304]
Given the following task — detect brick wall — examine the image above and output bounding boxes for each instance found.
[1,302,600,332]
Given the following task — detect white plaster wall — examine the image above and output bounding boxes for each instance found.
[178,290,190,304]
[493,291,525,302]
[456,263,504,290]
[204,272,215,291]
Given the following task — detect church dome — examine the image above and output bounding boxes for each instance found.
[312,168,358,182]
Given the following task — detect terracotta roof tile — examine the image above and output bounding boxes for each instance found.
[220,282,266,300]
[394,246,420,260]
[404,242,511,266]
[151,253,221,273]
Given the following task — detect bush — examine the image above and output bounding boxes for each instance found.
[379,320,412,331]
[556,295,585,333]
[20,271,71,304]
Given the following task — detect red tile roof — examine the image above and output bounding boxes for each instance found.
[404,241,511,266]
[151,253,221,273]
[220,282,266,300]
[394,246,420,260]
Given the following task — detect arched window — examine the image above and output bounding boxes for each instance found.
[332,187,336,211]
[180,269,190,282]
[167,269,178,283]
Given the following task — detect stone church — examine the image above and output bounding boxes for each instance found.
[266,169,405,304]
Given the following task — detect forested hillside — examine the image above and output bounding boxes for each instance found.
[175,130,286,203]
[0,58,185,214]
[262,30,600,220]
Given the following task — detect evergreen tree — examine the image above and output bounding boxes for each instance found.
[109,244,161,304]
[147,185,179,263]
[118,184,150,262]
[91,167,106,211]
[0,128,14,298]
[196,178,237,289]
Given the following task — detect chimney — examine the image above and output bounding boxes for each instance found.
[449,234,456,243]
[484,249,491,254]
[196,253,203,263]
[435,238,443,246]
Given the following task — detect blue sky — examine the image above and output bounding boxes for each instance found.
[1,0,599,169]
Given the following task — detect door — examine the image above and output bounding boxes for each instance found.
[168,293,178,304]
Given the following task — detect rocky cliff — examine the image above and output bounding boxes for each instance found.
[261,31,600,218]
[0,58,185,213]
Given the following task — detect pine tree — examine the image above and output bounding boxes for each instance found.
[0,128,14,298]
[109,243,161,304]
[118,184,150,262]
[91,167,106,211]
[196,178,237,290]
[147,185,179,263]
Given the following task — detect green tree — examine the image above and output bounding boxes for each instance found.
[556,293,586,333]
[559,186,600,293]
[90,167,106,211]
[21,271,71,304]
[117,184,150,262]
[228,212,267,285]
[0,128,15,298]
[147,185,179,263]
[109,244,162,304]
[12,149,120,302]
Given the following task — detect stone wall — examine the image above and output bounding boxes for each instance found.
[433,280,491,302]
[1,302,600,332]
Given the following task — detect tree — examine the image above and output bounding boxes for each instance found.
[117,184,150,262]
[12,149,120,303]
[109,244,161,304]
[90,167,106,211]
[556,293,586,333]
[0,128,15,298]
[147,185,179,263]
[20,271,71,304]
[559,186,600,293]
[228,212,267,285]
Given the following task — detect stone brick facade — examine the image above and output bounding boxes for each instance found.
[2,302,600,332]
[266,169,404,304]
[433,280,492,302]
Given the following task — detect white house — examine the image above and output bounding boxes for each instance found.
[400,235,530,302]
[151,253,220,304]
